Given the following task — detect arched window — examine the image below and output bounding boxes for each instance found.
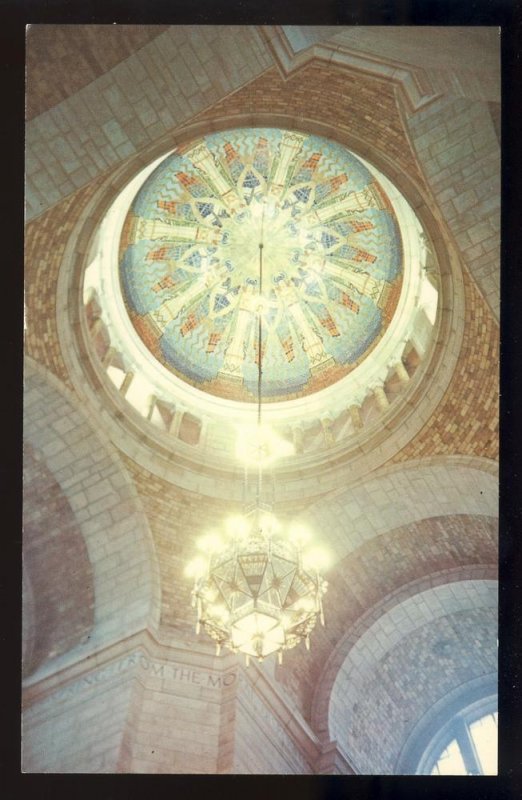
[418,695,497,776]
[395,675,497,775]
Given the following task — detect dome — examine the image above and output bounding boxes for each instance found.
[118,128,404,402]
[81,124,437,472]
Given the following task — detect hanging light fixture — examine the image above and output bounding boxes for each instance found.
[185,198,330,665]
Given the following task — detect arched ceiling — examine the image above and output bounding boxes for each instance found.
[327,580,497,774]
[302,460,498,561]
[27,50,488,494]
[273,508,497,720]
[23,360,161,680]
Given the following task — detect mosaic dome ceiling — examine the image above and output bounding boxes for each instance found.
[119,128,403,402]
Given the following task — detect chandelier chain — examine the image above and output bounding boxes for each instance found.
[256,202,265,508]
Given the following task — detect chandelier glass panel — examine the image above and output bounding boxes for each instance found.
[185,199,330,664]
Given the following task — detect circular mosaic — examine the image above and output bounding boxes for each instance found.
[119,128,403,402]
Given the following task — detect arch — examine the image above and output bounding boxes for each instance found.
[23,358,161,682]
[23,441,95,677]
[302,460,499,732]
[310,564,497,736]
[321,579,497,774]
[302,456,498,560]
[396,672,497,774]
[274,461,498,723]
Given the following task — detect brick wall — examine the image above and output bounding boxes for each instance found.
[192,62,425,189]
[123,456,242,634]
[23,443,95,677]
[305,460,497,563]
[392,266,499,463]
[25,173,109,389]
[326,27,500,104]
[327,581,497,773]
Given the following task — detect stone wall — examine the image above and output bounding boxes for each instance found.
[22,638,317,774]
[117,651,237,773]
[233,672,315,773]
[407,97,500,318]
[26,26,272,219]
[26,25,170,118]
[327,581,497,774]
[23,668,135,772]
[23,361,161,676]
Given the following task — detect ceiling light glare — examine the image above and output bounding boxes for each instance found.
[235,425,295,467]
[288,523,312,547]
[184,557,208,579]
[225,514,251,540]
[197,532,225,553]
[302,546,332,571]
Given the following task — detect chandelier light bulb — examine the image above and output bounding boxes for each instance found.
[197,532,225,553]
[288,523,312,547]
[201,585,218,602]
[184,557,208,579]
[295,596,316,613]
[302,546,332,571]
[235,425,294,467]
[209,604,230,622]
[225,514,251,540]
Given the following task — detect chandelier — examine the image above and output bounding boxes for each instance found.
[185,199,330,664]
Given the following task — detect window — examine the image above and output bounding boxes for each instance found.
[431,737,467,775]
[423,698,498,776]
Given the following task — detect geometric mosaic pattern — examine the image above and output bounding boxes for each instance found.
[119,128,403,401]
